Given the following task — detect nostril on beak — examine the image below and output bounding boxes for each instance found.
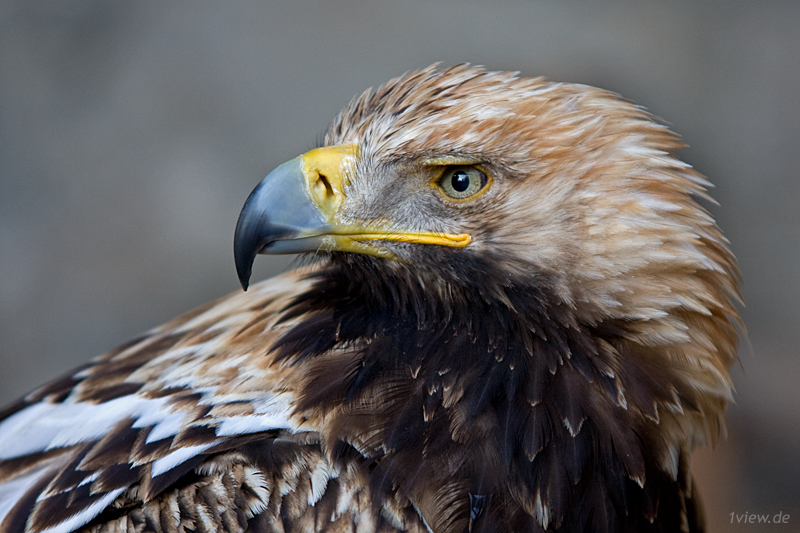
[312,171,338,210]
[318,173,334,198]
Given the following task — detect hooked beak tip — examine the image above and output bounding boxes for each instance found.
[233,230,256,291]
[233,200,268,291]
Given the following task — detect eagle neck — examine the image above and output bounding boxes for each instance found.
[273,260,698,532]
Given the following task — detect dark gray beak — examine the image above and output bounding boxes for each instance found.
[233,157,330,290]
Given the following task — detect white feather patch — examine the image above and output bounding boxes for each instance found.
[214,393,295,437]
[0,396,182,459]
[37,488,125,533]
[307,461,337,506]
[150,443,216,477]
[0,465,53,526]
[0,399,131,459]
[133,403,190,444]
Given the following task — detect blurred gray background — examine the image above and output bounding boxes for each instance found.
[1,1,798,531]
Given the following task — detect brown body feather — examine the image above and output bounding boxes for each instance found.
[0,66,740,533]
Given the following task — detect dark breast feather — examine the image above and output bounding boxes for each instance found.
[273,255,706,533]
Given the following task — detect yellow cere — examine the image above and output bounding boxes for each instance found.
[301,144,359,217]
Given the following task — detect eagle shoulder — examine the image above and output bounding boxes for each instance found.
[0,271,411,533]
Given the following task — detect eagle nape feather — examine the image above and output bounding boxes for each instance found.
[0,65,740,533]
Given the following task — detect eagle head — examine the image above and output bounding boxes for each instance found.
[234,65,740,531]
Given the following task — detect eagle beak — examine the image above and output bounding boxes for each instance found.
[234,145,355,290]
[234,144,471,290]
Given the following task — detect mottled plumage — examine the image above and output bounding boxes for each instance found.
[0,65,740,533]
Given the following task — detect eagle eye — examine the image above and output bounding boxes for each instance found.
[438,166,488,200]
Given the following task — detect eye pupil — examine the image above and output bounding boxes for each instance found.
[438,165,489,200]
[451,171,470,192]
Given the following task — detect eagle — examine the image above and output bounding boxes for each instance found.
[0,65,740,533]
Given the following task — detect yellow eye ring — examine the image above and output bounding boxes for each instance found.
[437,166,490,200]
